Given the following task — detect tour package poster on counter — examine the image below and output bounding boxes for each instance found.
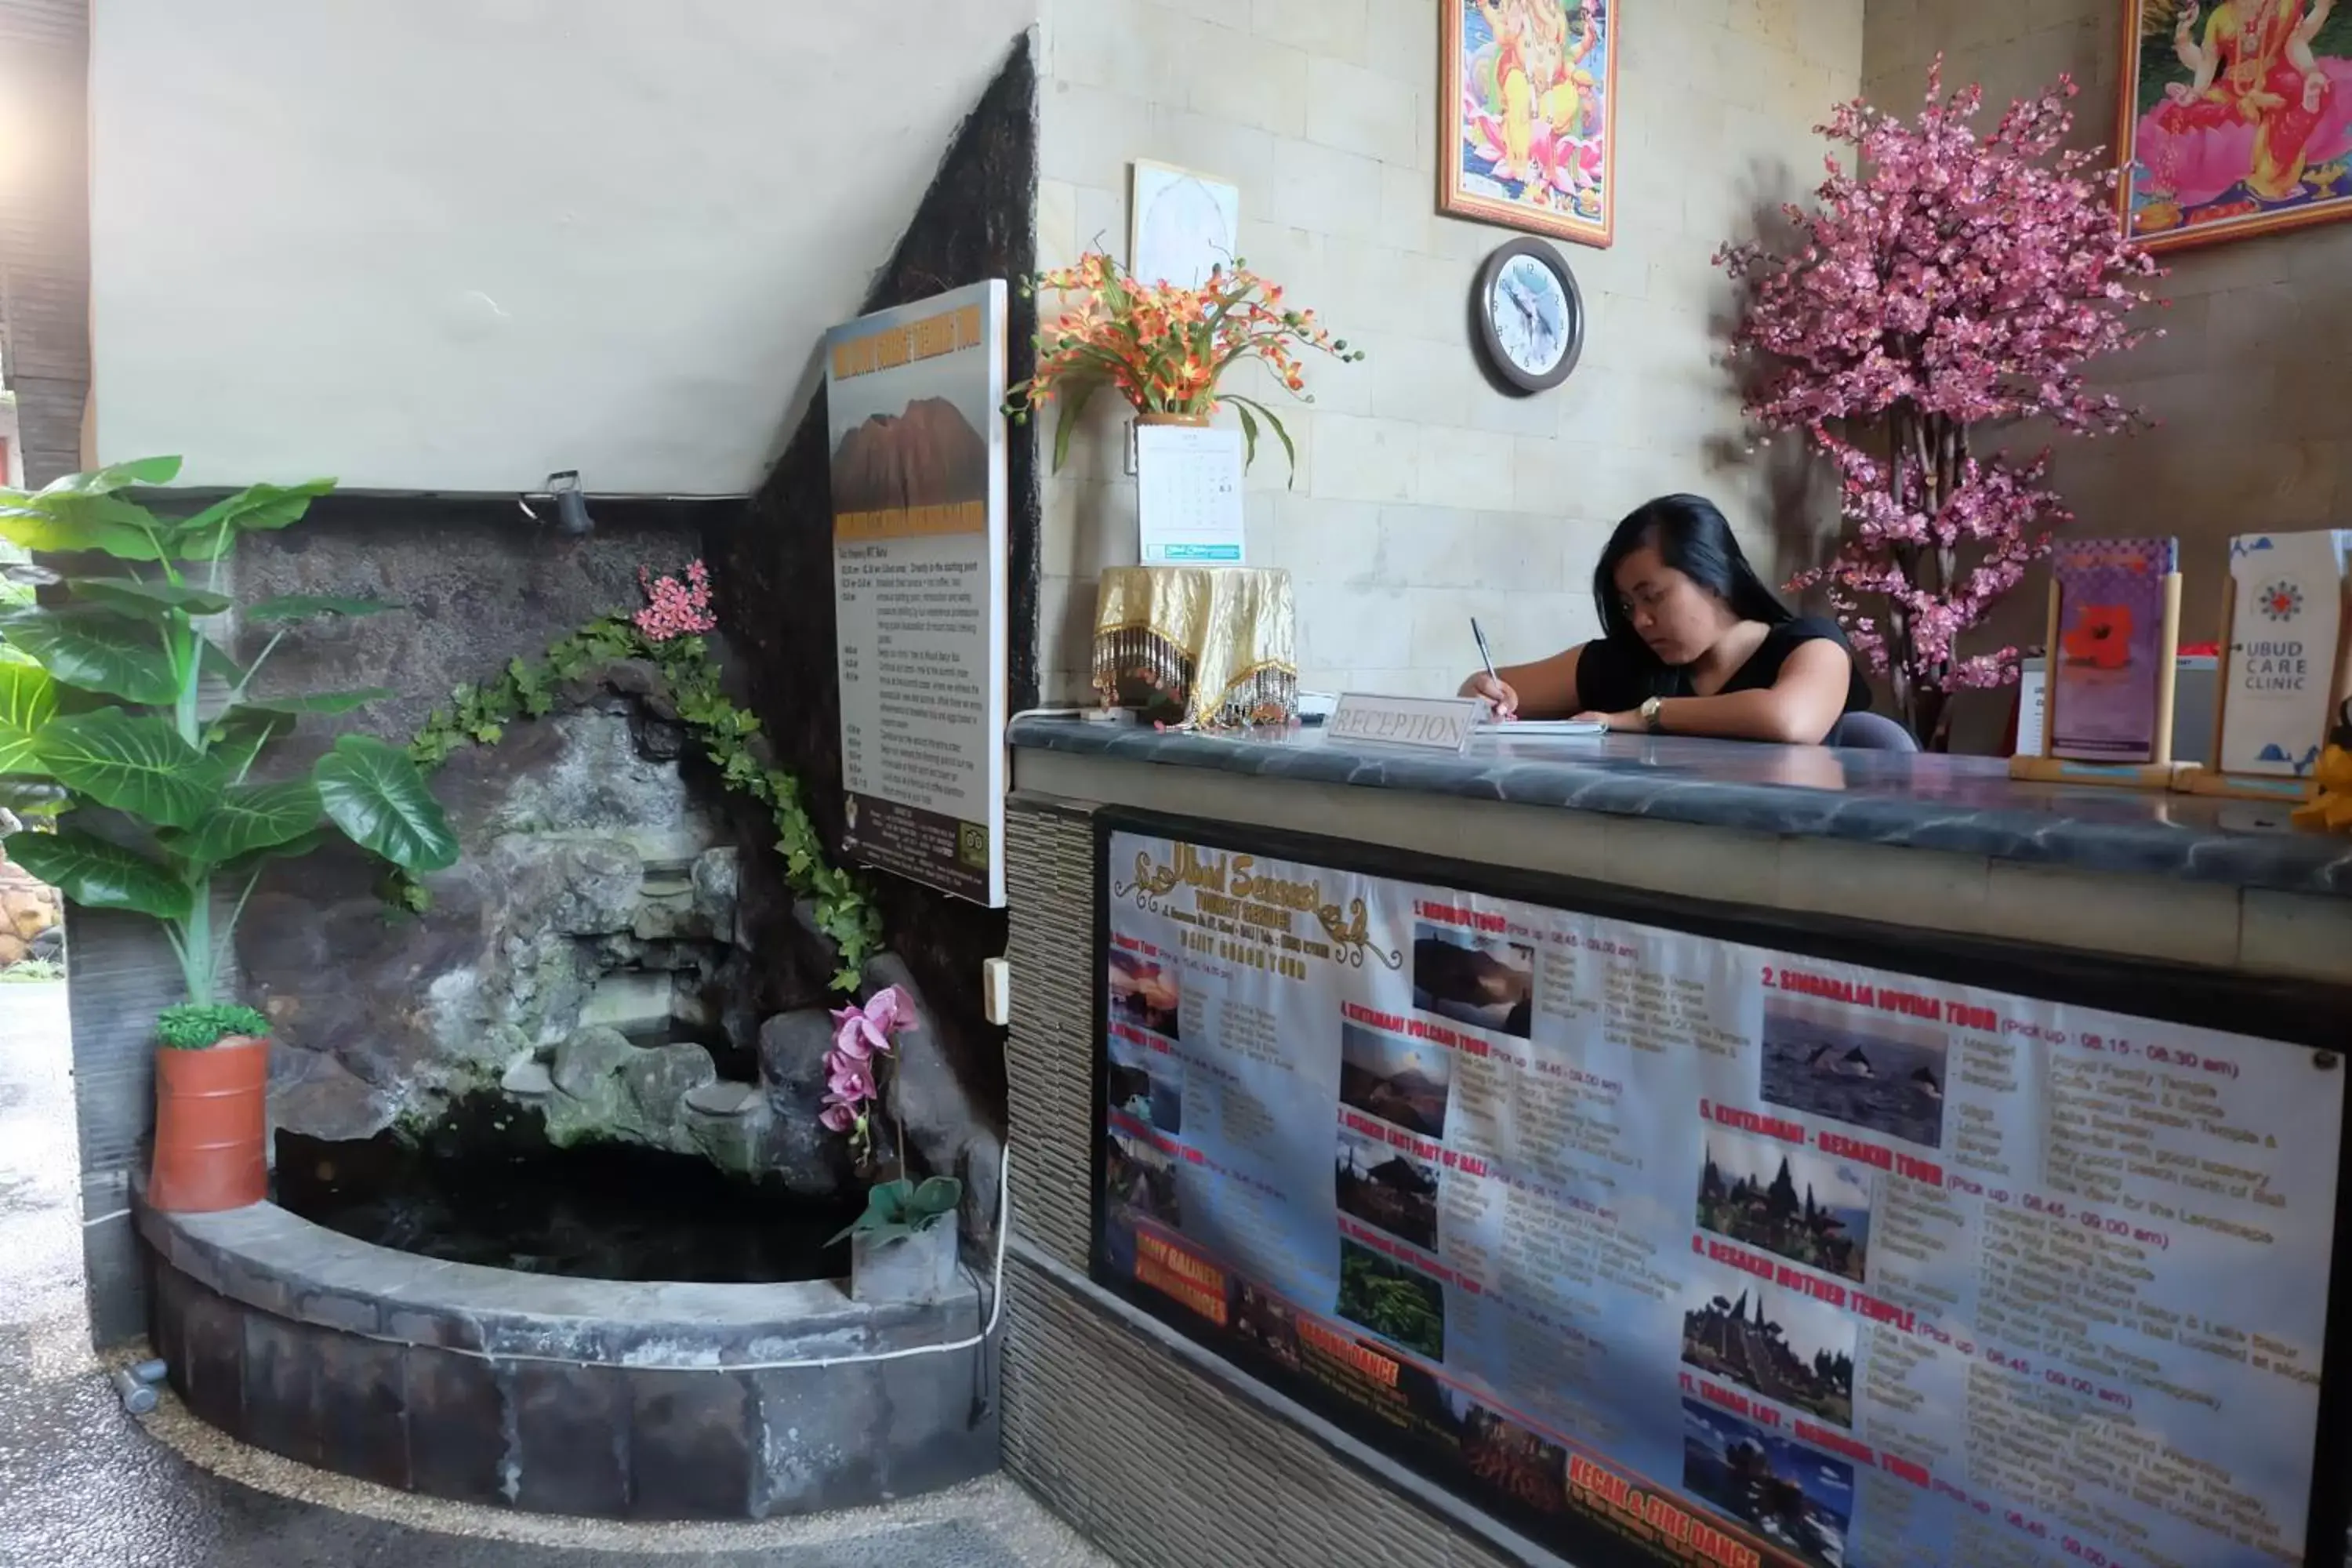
[1090,815,2352,1568]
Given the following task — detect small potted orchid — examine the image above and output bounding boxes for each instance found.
[1004,252,1364,481]
[822,984,963,1302]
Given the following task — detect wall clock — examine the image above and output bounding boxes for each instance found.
[1471,238,1583,397]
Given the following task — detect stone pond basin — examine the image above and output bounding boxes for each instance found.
[138,1193,999,1519]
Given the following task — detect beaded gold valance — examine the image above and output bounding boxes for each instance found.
[1091,565,1298,730]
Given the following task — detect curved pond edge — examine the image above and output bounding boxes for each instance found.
[137,1196,999,1519]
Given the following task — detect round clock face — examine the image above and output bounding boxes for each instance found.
[1487,253,1572,378]
[1472,239,1584,397]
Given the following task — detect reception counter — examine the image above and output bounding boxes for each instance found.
[994,717,2352,1568]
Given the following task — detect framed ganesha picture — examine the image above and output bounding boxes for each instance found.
[2118,0,2352,251]
[1441,0,1618,248]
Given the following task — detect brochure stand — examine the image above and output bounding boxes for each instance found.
[2009,571,2188,789]
[2180,569,2349,803]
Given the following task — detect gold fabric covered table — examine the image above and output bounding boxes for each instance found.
[1091,565,1298,729]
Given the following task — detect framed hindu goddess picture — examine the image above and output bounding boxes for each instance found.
[1440,0,1617,249]
[2117,0,2352,251]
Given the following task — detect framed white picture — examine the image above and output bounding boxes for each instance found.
[1130,160,1240,289]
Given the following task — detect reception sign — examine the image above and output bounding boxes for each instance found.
[826,281,1008,906]
[1093,816,2348,1568]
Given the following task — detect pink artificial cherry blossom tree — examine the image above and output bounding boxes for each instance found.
[1717,63,2161,749]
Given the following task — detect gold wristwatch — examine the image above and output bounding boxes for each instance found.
[1639,696,1665,734]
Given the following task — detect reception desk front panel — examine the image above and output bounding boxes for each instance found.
[1085,807,2352,1568]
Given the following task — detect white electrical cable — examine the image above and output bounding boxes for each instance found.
[83,1207,131,1228]
[132,1146,1013,1374]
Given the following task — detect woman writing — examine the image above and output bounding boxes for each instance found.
[1461,494,1872,745]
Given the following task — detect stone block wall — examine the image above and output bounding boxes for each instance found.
[1034,0,1866,699]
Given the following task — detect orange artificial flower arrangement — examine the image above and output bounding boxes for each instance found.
[1004,251,1363,483]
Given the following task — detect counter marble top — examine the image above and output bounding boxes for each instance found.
[1008,714,2352,898]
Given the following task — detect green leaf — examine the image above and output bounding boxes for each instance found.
[909,1175,964,1216]
[1223,396,1298,486]
[5,828,191,920]
[245,593,399,622]
[224,826,325,877]
[176,478,336,546]
[206,707,294,779]
[0,494,177,561]
[0,662,57,775]
[1232,400,1260,471]
[866,1179,912,1220]
[34,708,225,830]
[38,456,183,494]
[67,576,234,619]
[199,638,247,688]
[314,733,458,873]
[1050,378,1106,474]
[168,779,322,869]
[0,606,181,704]
[234,688,393,717]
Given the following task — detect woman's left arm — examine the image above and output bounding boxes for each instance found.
[1576,639,1853,744]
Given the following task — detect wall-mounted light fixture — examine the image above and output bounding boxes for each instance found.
[517,470,595,538]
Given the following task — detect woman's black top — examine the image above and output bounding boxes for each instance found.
[1573,615,1872,716]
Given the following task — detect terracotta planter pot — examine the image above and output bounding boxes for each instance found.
[148,1035,269,1213]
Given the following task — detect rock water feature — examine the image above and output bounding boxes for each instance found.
[247,652,880,1208]
[151,648,1002,1518]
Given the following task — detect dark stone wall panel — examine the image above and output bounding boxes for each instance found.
[708,35,1040,1170]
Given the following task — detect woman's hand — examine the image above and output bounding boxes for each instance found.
[1461,672,1519,718]
[1573,710,1637,731]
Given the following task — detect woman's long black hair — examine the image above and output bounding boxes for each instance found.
[1595,495,1792,696]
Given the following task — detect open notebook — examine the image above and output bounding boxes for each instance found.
[1478,718,1610,736]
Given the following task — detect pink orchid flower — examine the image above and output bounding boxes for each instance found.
[826,1053,879,1105]
[830,984,914,1061]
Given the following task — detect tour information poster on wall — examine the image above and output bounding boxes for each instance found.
[825,281,1008,906]
[1095,826,2343,1568]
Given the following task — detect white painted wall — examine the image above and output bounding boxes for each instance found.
[87,0,1036,493]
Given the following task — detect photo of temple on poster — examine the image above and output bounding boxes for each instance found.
[1442,0,1617,247]
[2118,0,2352,252]
[824,281,1009,906]
[1092,818,2347,1568]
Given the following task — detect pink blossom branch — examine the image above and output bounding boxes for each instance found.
[1717,58,2160,738]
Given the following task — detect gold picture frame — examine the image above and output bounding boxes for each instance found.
[2114,0,2352,252]
[1439,0,1618,249]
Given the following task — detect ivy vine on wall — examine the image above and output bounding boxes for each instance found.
[396,566,883,993]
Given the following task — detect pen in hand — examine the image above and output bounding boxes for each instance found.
[1470,618,1512,721]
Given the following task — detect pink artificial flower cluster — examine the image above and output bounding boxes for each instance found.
[1716,61,2161,742]
[819,985,914,1165]
[635,560,716,642]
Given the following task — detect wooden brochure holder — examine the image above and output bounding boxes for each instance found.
[2179,569,2350,803]
[2009,572,2189,789]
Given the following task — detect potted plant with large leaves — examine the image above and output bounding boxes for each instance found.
[0,456,459,1213]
